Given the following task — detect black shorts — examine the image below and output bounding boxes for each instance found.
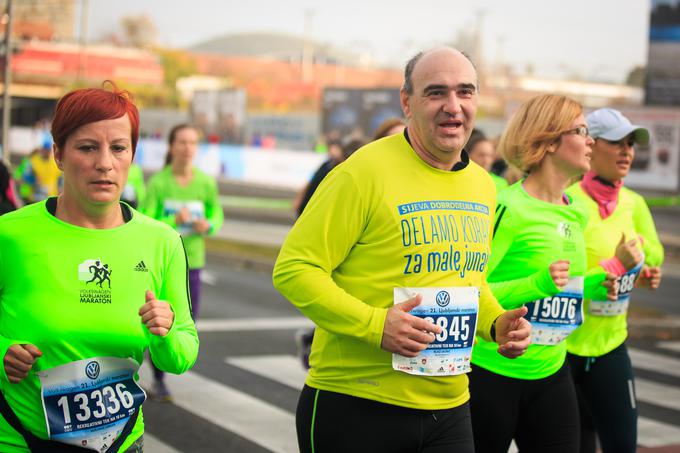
[568,343,637,453]
[469,360,580,453]
[296,384,474,453]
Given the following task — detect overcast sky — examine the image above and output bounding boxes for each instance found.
[83,0,652,83]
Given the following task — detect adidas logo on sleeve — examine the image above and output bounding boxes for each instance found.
[134,261,149,272]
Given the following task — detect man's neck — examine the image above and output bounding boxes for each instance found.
[405,126,461,171]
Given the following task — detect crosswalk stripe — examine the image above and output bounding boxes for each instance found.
[638,417,680,447]
[197,317,313,332]
[144,433,183,453]
[226,353,680,449]
[226,354,680,412]
[137,350,680,452]
[226,355,308,390]
[138,362,298,453]
[630,347,680,378]
[658,341,680,354]
[636,377,680,412]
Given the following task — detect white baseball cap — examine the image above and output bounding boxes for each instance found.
[586,108,649,145]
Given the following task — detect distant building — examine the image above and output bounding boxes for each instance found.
[8,0,76,41]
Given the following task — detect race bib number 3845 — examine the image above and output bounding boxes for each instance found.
[392,287,479,376]
[37,357,145,452]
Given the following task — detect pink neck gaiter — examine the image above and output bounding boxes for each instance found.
[580,171,623,219]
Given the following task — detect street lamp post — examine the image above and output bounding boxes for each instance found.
[1,0,13,162]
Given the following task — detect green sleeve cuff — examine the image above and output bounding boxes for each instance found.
[584,267,608,300]
[489,267,559,309]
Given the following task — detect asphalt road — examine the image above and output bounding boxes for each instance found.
[137,258,680,452]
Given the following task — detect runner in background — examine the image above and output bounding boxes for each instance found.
[13,138,62,204]
[0,82,198,452]
[466,129,509,192]
[292,139,345,217]
[142,123,223,401]
[120,161,146,209]
[566,108,665,453]
[371,117,405,141]
[469,94,617,452]
[0,161,18,215]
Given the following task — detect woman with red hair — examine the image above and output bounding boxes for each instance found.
[0,82,198,452]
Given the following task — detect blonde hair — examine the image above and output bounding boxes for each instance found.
[498,94,583,173]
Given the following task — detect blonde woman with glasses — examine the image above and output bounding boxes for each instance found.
[469,94,616,452]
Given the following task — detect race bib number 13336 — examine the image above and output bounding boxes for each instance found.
[37,357,145,452]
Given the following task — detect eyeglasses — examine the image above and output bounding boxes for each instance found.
[600,137,635,148]
[563,126,590,138]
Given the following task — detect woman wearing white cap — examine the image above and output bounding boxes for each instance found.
[566,108,664,453]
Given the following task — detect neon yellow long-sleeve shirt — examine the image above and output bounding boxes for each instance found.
[566,183,664,357]
[273,133,505,410]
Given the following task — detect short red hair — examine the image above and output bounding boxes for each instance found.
[51,81,140,153]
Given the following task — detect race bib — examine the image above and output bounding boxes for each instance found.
[37,357,145,452]
[590,259,644,317]
[162,200,205,235]
[524,276,584,345]
[392,287,479,376]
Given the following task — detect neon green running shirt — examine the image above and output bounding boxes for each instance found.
[490,173,509,192]
[142,166,223,269]
[472,182,592,379]
[0,201,199,452]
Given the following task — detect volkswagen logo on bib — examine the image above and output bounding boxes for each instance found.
[85,361,100,380]
[436,290,451,307]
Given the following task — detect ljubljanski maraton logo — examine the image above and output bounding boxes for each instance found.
[436,290,451,307]
[557,222,573,239]
[78,259,113,304]
[85,361,100,380]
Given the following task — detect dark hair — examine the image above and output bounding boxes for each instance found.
[342,139,365,160]
[466,128,488,155]
[51,80,140,153]
[403,48,479,95]
[371,118,404,141]
[164,123,196,166]
[0,160,10,195]
[403,52,425,95]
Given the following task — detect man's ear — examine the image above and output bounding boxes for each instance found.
[400,87,411,120]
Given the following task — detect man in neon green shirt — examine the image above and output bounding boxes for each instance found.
[273,47,531,453]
